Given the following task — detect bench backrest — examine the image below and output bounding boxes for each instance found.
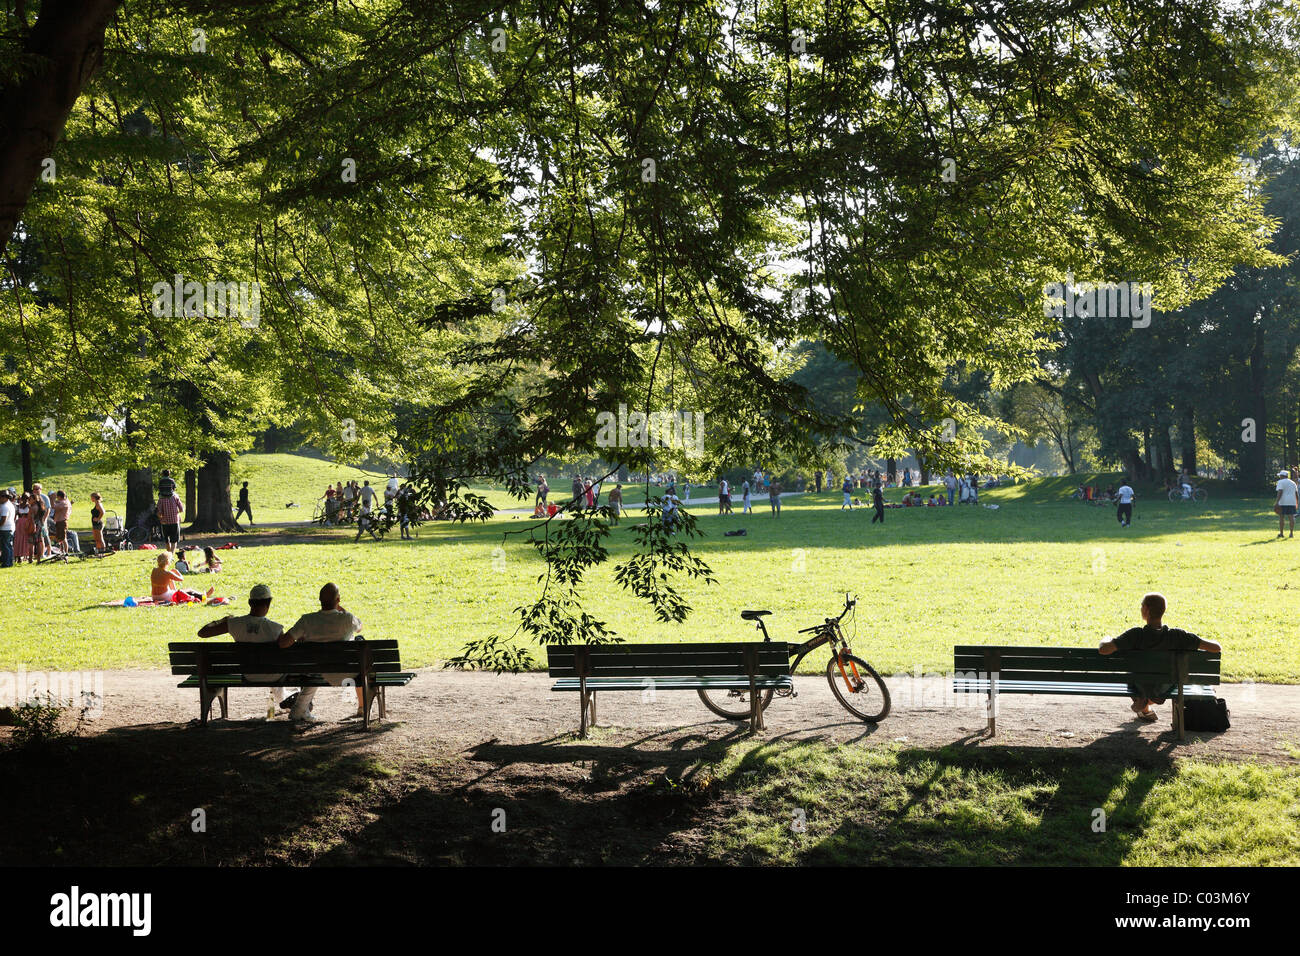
[954,645,1220,685]
[168,639,403,677]
[547,642,790,679]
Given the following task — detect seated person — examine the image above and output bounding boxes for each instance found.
[150,553,185,602]
[927,495,937,506]
[197,584,288,706]
[204,546,222,573]
[1098,592,1221,722]
[277,583,365,722]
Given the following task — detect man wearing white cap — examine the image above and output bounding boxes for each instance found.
[1275,470,1298,538]
[197,584,289,710]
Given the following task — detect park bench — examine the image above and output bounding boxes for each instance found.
[952,645,1221,741]
[168,639,415,729]
[547,642,793,737]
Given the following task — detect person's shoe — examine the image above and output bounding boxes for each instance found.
[278,692,299,711]
[1279,532,1285,538]
[290,712,321,724]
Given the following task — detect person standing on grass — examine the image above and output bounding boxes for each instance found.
[841,474,854,510]
[90,492,106,552]
[769,479,782,517]
[0,488,14,568]
[1115,479,1135,527]
[944,472,956,507]
[608,483,623,524]
[871,482,885,525]
[278,583,366,723]
[157,489,183,551]
[741,479,752,514]
[1098,592,1221,723]
[50,490,73,554]
[718,477,729,515]
[1276,469,1299,539]
[235,481,254,526]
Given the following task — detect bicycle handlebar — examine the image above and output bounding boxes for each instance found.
[797,593,856,633]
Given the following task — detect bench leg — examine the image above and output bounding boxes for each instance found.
[378,685,387,720]
[986,687,997,736]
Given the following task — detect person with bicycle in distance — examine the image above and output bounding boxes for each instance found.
[156,487,184,551]
[1115,478,1135,527]
[1275,469,1298,539]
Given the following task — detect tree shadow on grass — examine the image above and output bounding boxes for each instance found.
[0,719,397,865]
[763,735,1181,866]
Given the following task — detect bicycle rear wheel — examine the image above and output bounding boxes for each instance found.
[128,525,148,546]
[826,653,890,722]
[698,686,775,721]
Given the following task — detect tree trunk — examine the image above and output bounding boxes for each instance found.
[886,456,896,483]
[0,0,121,259]
[1159,426,1175,480]
[1242,322,1269,487]
[19,438,33,491]
[190,450,241,532]
[1180,406,1197,476]
[126,468,154,530]
[184,468,196,516]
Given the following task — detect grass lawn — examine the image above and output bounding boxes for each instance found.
[1,474,1297,682]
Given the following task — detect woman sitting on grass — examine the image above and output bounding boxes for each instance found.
[150,553,211,603]
[204,546,222,573]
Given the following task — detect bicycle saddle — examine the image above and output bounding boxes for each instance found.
[740,609,772,621]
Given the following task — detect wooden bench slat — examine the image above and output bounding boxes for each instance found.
[953,679,1218,697]
[551,676,793,691]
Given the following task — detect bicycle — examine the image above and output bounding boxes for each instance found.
[698,594,891,723]
[1168,484,1208,503]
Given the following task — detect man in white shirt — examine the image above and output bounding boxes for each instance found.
[198,584,288,707]
[1275,470,1298,538]
[1115,481,1135,527]
[0,488,15,568]
[277,583,364,721]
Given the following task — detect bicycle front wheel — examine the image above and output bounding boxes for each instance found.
[128,525,148,546]
[1193,488,1208,502]
[698,686,775,721]
[826,653,890,722]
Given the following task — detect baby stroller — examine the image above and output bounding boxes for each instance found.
[102,512,129,550]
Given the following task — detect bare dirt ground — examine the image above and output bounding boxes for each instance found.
[92,669,1300,761]
[1,671,1295,866]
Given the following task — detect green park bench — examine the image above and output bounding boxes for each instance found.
[953,645,1221,741]
[169,639,415,730]
[547,642,793,737]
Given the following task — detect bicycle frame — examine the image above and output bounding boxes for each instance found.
[750,603,857,673]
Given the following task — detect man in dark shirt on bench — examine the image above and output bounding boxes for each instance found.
[1098,592,1221,722]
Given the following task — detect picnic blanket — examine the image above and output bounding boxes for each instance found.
[98,595,233,608]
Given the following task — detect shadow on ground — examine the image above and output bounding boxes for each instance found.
[0,713,1232,865]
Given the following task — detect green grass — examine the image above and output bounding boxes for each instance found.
[1,473,1298,680]
[699,740,1300,865]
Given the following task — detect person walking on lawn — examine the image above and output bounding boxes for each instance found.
[277,583,366,722]
[235,481,254,526]
[1098,592,1221,723]
[1115,479,1135,527]
[1275,469,1298,538]
[871,482,885,524]
[157,489,184,551]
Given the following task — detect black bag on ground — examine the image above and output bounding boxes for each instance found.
[1182,696,1230,732]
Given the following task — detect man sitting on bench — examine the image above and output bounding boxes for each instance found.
[1098,592,1221,722]
[197,583,289,710]
[277,582,365,723]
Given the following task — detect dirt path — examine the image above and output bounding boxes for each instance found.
[90,670,1300,763]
